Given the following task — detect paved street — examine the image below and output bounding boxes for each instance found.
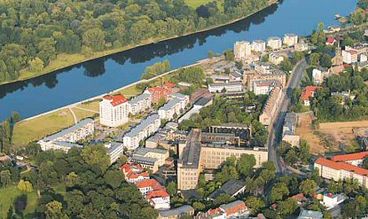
[267,59,308,173]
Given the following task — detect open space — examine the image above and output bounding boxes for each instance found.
[184,0,223,9]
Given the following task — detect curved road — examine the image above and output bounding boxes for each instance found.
[267,59,308,173]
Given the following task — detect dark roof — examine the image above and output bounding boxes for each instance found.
[194,97,212,107]
[208,179,246,200]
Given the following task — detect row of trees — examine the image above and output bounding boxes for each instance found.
[141,60,171,79]
[0,0,271,83]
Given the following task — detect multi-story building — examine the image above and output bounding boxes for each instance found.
[283,33,298,47]
[178,97,213,123]
[177,129,268,190]
[105,142,125,164]
[253,80,281,95]
[282,113,300,146]
[267,36,282,50]
[312,68,324,85]
[38,118,94,151]
[123,113,161,150]
[131,147,169,173]
[158,205,195,219]
[294,42,309,52]
[315,152,368,189]
[269,53,285,65]
[342,48,358,64]
[158,93,189,120]
[146,83,175,104]
[136,179,170,209]
[127,92,152,115]
[259,86,283,126]
[252,40,266,53]
[100,94,129,127]
[121,162,150,184]
[243,64,287,91]
[208,82,244,93]
[234,41,252,60]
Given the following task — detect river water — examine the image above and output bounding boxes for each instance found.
[0,0,357,121]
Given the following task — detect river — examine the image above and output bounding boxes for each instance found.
[0,0,358,121]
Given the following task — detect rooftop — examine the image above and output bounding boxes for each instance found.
[131,155,157,165]
[134,147,167,156]
[158,205,194,217]
[208,180,246,200]
[219,200,248,216]
[129,92,151,105]
[43,118,93,142]
[300,86,319,101]
[316,157,368,176]
[331,151,368,162]
[181,129,202,168]
[136,179,162,189]
[124,113,159,138]
[103,94,128,106]
[159,97,182,111]
[194,97,212,107]
[298,209,323,219]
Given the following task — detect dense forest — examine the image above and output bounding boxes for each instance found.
[0,0,272,83]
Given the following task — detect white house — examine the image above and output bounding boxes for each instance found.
[127,92,152,115]
[123,113,161,150]
[208,82,244,93]
[321,193,346,210]
[147,190,171,210]
[312,69,324,85]
[342,48,358,64]
[252,80,280,95]
[269,53,285,65]
[100,94,129,127]
[267,37,282,50]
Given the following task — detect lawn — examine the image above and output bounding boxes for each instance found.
[0,185,38,218]
[12,109,74,147]
[184,0,223,9]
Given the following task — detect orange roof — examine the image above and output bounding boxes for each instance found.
[301,86,319,101]
[164,82,176,89]
[136,179,162,189]
[103,94,128,106]
[331,151,368,162]
[291,193,307,202]
[326,36,336,44]
[223,201,247,216]
[207,208,223,216]
[146,189,169,199]
[316,157,368,176]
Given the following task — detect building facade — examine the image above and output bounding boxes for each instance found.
[259,86,283,126]
[234,41,252,60]
[127,92,152,115]
[283,33,298,47]
[100,95,129,127]
[267,37,282,50]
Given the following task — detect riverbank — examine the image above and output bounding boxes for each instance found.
[0,1,278,86]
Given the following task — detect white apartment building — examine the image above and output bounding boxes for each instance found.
[259,86,283,126]
[105,142,125,164]
[267,36,282,50]
[208,82,244,93]
[312,69,324,85]
[269,53,285,65]
[123,113,161,150]
[100,95,129,127]
[234,41,252,60]
[252,40,266,53]
[342,48,358,64]
[147,190,171,210]
[283,33,298,47]
[158,93,189,120]
[127,92,152,115]
[38,118,94,151]
[252,80,280,95]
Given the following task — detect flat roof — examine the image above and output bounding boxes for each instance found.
[134,147,167,156]
[44,118,93,142]
[181,129,202,168]
[125,114,159,138]
[129,92,151,105]
[159,205,194,217]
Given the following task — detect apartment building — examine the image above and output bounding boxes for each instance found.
[243,65,286,92]
[38,118,94,151]
[146,83,175,104]
[253,80,281,95]
[269,53,285,65]
[158,93,189,120]
[312,68,324,85]
[123,113,161,150]
[283,33,298,47]
[127,92,152,115]
[208,82,244,93]
[100,94,129,127]
[342,48,358,64]
[252,40,266,53]
[177,129,268,190]
[267,36,282,50]
[136,179,170,210]
[104,142,125,164]
[315,152,368,189]
[259,86,283,126]
[234,41,252,60]
[282,113,300,146]
[131,147,169,173]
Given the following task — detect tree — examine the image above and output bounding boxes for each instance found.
[270,182,289,203]
[299,179,317,196]
[29,57,44,72]
[192,201,205,211]
[17,180,33,193]
[236,154,256,177]
[277,198,297,217]
[65,172,79,187]
[166,182,177,196]
[320,54,332,68]
[245,196,265,215]
[0,170,11,187]
[45,201,68,219]
[104,169,124,189]
[81,144,110,172]
[280,59,293,72]
[82,28,105,51]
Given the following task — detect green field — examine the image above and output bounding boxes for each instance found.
[184,0,223,9]
[0,186,38,218]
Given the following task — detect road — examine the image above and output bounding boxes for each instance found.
[267,59,308,173]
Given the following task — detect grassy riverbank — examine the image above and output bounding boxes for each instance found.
[0,1,277,86]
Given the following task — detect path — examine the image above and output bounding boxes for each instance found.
[68,107,77,124]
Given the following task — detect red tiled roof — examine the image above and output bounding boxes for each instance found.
[207,208,223,216]
[103,94,128,106]
[146,189,169,199]
[291,193,307,202]
[331,151,368,162]
[316,157,368,176]
[300,86,319,101]
[164,82,176,89]
[223,201,247,216]
[136,179,162,189]
[327,37,336,44]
